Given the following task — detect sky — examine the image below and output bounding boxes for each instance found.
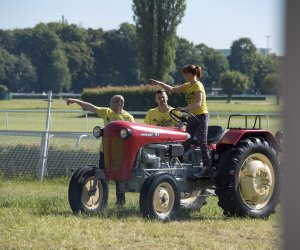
[0,0,286,55]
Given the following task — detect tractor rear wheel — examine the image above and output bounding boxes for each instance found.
[214,138,280,218]
[180,189,208,210]
[139,173,180,221]
[68,165,108,214]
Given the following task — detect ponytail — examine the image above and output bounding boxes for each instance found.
[194,66,201,79]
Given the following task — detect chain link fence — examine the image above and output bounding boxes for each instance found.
[0,130,100,178]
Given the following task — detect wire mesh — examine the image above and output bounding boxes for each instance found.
[0,131,100,178]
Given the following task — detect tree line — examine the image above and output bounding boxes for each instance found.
[0,2,279,99]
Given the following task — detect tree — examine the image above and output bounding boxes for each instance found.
[47,22,88,43]
[254,54,279,92]
[229,38,257,85]
[101,23,139,85]
[219,71,249,103]
[64,42,94,92]
[195,43,229,90]
[262,73,281,105]
[132,0,186,83]
[28,24,71,92]
[0,47,36,92]
[171,37,201,83]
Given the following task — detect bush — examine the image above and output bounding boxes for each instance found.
[82,86,186,111]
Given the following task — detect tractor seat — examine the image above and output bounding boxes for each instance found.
[207,125,225,144]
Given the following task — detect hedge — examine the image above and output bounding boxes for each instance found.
[81,86,265,111]
[82,86,187,111]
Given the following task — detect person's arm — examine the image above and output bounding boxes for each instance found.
[177,91,202,111]
[149,79,185,93]
[66,98,98,113]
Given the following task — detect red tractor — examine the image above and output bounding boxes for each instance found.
[68,110,282,221]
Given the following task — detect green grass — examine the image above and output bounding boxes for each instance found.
[0,97,282,132]
[0,177,281,249]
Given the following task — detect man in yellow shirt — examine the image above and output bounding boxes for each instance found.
[66,95,134,206]
[144,90,181,127]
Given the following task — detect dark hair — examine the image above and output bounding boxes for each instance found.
[182,64,201,78]
[155,89,166,94]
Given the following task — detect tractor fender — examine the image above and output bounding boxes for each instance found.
[216,129,282,154]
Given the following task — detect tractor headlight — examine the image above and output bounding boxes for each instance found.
[93,126,103,139]
[120,128,132,139]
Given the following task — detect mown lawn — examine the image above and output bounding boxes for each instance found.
[0,177,282,249]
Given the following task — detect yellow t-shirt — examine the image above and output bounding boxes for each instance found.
[95,107,135,152]
[95,107,135,125]
[144,106,181,127]
[182,81,208,115]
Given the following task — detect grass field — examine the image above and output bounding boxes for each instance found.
[0,177,282,249]
[0,97,283,249]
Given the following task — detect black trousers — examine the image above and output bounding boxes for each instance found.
[185,114,210,167]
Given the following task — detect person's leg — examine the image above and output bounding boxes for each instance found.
[198,114,210,167]
[115,181,126,206]
[183,117,196,151]
[193,114,211,178]
[99,152,104,170]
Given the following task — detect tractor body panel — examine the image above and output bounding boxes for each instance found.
[216,129,282,153]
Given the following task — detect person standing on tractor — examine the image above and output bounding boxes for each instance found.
[144,90,181,127]
[149,64,210,178]
[65,95,135,206]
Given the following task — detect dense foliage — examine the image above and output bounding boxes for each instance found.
[0,20,279,95]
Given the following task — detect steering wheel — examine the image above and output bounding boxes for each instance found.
[170,109,200,126]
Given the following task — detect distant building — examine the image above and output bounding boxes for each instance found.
[218,48,278,57]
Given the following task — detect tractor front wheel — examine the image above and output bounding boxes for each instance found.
[139,173,180,221]
[68,165,108,214]
[214,138,280,218]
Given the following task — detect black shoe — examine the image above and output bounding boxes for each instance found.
[193,166,211,179]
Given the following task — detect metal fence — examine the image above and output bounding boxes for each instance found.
[0,109,281,131]
[0,130,99,178]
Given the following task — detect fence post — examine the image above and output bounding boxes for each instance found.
[38,91,52,180]
[5,112,8,129]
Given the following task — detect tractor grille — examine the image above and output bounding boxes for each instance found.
[103,135,124,172]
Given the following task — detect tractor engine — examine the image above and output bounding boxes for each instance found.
[138,143,185,170]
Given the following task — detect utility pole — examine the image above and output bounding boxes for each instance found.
[265,35,271,55]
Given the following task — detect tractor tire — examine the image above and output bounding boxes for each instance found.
[139,173,180,221]
[180,189,209,211]
[68,165,108,214]
[214,138,280,218]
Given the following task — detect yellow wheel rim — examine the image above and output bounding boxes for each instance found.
[239,153,275,210]
[82,176,103,210]
[153,182,175,218]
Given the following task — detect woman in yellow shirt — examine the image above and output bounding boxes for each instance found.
[150,64,210,178]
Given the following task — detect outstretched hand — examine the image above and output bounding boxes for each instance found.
[66,98,76,105]
[149,79,161,86]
